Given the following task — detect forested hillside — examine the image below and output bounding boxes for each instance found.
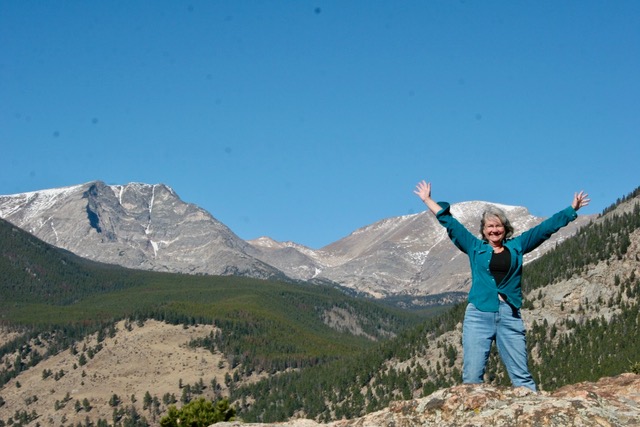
[522,186,640,291]
[0,218,428,426]
[0,217,145,305]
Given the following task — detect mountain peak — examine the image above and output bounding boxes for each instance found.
[0,181,282,279]
[248,236,285,249]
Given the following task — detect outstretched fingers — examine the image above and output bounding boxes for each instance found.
[414,181,431,202]
[572,190,591,210]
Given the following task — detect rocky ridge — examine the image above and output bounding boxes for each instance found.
[0,181,592,298]
[216,373,640,426]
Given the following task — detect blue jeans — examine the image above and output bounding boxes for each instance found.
[462,302,536,391]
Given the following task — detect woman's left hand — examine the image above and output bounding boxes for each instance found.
[572,191,590,211]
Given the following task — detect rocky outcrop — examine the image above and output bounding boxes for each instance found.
[217,373,640,426]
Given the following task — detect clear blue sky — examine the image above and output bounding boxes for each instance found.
[1,1,638,249]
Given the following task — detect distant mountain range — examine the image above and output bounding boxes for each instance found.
[0,181,593,297]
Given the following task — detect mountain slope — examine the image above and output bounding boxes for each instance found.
[0,181,282,280]
[0,215,426,425]
[0,215,144,305]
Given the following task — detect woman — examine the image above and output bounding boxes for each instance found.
[414,181,590,391]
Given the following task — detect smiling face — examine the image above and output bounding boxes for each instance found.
[482,216,506,247]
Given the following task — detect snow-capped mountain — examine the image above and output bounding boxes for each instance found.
[0,181,282,279]
[0,181,592,297]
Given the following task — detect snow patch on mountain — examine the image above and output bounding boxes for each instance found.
[350,214,417,236]
[0,184,84,221]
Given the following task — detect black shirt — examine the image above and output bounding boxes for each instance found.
[489,248,511,286]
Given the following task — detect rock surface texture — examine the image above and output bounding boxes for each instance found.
[216,373,640,426]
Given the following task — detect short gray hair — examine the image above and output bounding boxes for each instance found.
[479,205,514,240]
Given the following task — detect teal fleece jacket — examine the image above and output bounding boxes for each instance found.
[436,202,578,312]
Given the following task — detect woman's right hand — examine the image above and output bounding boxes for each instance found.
[414,180,432,203]
[414,181,443,215]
